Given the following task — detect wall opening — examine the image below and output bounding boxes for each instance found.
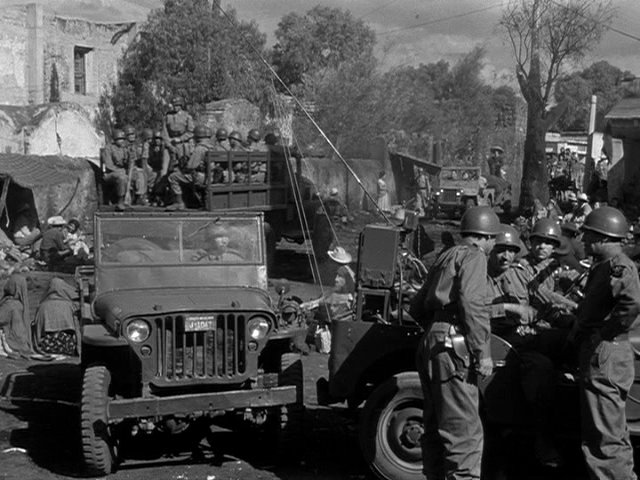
[74,46,92,95]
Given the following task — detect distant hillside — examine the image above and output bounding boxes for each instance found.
[0,0,155,23]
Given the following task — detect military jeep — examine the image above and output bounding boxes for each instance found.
[79,211,305,475]
[318,223,640,480]
[434,166,495,218]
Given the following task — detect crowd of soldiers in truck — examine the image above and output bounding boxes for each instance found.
[101,96,278,211]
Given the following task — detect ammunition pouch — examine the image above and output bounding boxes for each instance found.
[427,320,471,368]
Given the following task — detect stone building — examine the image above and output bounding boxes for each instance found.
[0,2,142,110]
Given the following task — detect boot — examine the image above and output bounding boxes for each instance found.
[166,194,185,211]
[136,194,150,206]
[115,195,126,212]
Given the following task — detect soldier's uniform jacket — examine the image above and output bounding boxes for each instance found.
[486,263,532,336]
[248,141,268,152]
[163,110,194,144]
[102,143,128,173]
[577,253,640,340]
[518,255,575,311]
[127,142,143,167]
[410,239,491,361]
[184,142,211,172]
[215,140,230,152]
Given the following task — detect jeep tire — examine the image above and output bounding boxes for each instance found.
[359,372,424,480]
[81,366,117,476]
[270,353,305,461]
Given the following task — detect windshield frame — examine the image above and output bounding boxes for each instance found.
[95,213,265,267]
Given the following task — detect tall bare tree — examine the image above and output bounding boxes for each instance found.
[500,0,612,208]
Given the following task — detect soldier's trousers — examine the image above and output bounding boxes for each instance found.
[168,170,205,196]
[417,324,483,480]
[132,167,147,196]
[579,337,636,480]
[104,170,127,197]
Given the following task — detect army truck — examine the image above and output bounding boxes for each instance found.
[317,222,640,480]
[434,166,495,218]
[99,146,322,253]
[78,211,305,475]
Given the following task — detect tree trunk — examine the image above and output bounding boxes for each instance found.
[519,107,548,210]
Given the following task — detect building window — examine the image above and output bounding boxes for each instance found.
[74,46,92,95]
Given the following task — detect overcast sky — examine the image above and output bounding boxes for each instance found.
[224,0,640,82]
[4,0,639,81]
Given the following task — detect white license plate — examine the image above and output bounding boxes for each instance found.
[185,315,216,332]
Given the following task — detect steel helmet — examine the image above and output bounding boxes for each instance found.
[153,130,163,139]
[124,125,136,136]
[460,206,500,236]
[581,206,629,239]
[142,128,153,140]
[530,218,562,245]
[495,224,521,251]
[194,125,209,139]
[216,128,228,141]
[172,96,184,107]
[248,129,260,142]
[112,129,125,140]
[229,130,243,142]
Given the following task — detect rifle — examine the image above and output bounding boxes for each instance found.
[124,152,134,206]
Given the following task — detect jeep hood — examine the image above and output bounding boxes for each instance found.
[94,287,273,327]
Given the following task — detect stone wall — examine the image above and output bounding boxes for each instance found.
[42,14,131,109]
[0,103,104,159]
[0,3,134,111]
[0,6,29,105]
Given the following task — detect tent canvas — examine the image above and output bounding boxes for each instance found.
[0,154,98,240]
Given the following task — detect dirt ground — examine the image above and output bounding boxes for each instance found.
[0,219,633,480]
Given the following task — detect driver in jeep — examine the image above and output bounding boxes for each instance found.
[191,224,244,262]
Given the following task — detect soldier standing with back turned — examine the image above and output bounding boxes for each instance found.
[575,206,640,480]
[410,206,499,480]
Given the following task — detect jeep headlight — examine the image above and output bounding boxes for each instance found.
[247,316,270,341]
[126,319,150,343]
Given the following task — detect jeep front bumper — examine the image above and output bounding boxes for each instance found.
[108,385,296,419]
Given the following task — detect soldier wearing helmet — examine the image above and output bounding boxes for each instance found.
[246,128,267,152]
[214,128,230,152]
[519,218,577,312]
[123,125,149,206]
[410,205,498,480]
[162,96,194,175]
[101,129,130,211]
[146,130,167,206]
[165,124,211,211]
[574,206,640,480]
[486,224,569,467]
[227,130,247,151]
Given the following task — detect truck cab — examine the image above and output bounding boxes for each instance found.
[79,211,305,475]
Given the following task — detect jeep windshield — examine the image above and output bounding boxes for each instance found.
[441,168,479,181]
[97,217,262,266]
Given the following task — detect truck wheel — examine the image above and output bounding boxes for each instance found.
[81,366,117,476]
[359,372,424,480]
[271,353,305,461]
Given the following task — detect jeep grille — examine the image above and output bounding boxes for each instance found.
[440,189,458,203]
[154,314,247,382]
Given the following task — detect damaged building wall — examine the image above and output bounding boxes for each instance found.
[0,3,135,110]
[0,103,103,158]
